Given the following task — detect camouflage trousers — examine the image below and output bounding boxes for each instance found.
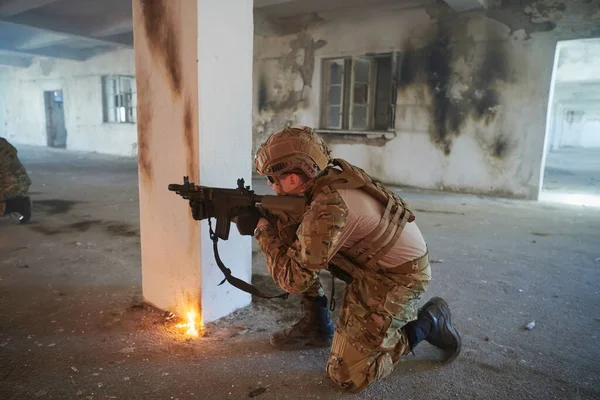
[0,161,31,215]
[326,252,431,393]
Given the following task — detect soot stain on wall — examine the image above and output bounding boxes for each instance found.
[469,41,511,124]
[183,97,198,182]
[136,67,153,183]
[491,134,510,159]
[257,74,268,112]
[425,24,458,155]
[398,19,514,156]
[141,0,182,97]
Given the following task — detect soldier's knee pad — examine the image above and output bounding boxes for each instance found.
[326,355,359,392]
[326,356,392,393]
[326,335,395,393]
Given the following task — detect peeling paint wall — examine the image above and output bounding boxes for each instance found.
[252,33,326,154]
[253,0,600,199]
[0,49,137,157]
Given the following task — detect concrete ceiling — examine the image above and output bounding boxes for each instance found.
[0,0,132,67]
[0,0,485,67]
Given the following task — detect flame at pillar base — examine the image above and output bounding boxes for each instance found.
[175,309,204,337]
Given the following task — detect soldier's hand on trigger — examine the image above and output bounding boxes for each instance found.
[234,208,261,236]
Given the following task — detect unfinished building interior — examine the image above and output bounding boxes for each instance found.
[1,0,599,399]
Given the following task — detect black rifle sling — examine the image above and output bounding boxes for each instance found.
[208,219,289,300]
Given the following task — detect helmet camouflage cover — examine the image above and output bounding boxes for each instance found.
[254,126,332,178]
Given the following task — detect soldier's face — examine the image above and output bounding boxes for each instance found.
[267,173,303,195]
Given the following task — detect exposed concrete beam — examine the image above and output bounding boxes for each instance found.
[34,44,115,60]
[0,20,129,53]
[101,31,133,47]
[443,0,485,12]
[1,12,132,47]
[0,43,104,61]
[14,23,132,49]
[0,52,32,67]
[0,0,60,17]
[16,29,131,50]
[14,30,69,49]
[88,19,133,39]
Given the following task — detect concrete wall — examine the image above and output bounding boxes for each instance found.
[550,101,600,149]
[0,49,137,157]
[555,40,600,83]
[559,109,600,148]
[549,40,600,150]
[253,1,600,199]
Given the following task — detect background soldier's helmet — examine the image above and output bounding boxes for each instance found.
[254,126,332,178]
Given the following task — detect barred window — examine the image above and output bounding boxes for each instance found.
[102,75,137,124]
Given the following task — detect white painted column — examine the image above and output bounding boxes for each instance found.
[132,0,252,325]
[197,0,254,323]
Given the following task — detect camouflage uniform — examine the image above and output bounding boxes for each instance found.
[0,138,32,215]
[256,188,431,392]
[254,126,458,393]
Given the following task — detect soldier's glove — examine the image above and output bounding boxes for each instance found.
[234,208,261,236]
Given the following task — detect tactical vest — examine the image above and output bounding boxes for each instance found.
[305,158,415,277]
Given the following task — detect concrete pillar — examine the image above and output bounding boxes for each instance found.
[132,0,253,324]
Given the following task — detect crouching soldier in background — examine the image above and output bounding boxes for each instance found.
[0,137,32,223]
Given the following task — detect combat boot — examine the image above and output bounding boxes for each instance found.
[270,294,334,350]
[3,196,32,224]
[417,297,461,363]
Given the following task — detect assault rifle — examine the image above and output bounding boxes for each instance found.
[168,176,306,300]
[168,176,354,303]
[168,176,305,240]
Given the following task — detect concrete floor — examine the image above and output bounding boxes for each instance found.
[542,147,600,205]
[1,145,599,400]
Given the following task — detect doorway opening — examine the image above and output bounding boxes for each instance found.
[44,90,67,149]
[540,39,600,207]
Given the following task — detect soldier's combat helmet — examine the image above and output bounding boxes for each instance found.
[254,125,332,179]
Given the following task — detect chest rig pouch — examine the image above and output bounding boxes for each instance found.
[307,158,415,281]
